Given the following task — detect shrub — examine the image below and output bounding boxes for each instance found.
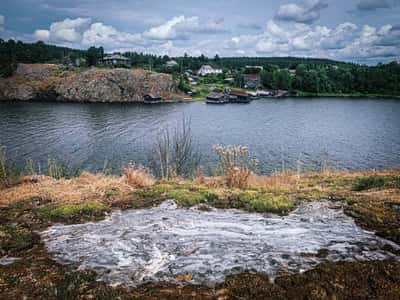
[150,118,201,179]
[0,146,19,188]
[352,175,400,191]
[47,158,81,179]
[214,145,258,188]
[123,163,155,187]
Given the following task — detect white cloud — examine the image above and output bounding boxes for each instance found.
[29,15,399,62]
[49,17,91,42]
[34,29,50,41]
[143,15,225,40]
[33,17,91,44]
[338,24,400,59]
[225,20,399,61]
[275,0,328,24]
[82,22,143,48]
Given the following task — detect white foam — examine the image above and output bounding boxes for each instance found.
[41,201,399,287]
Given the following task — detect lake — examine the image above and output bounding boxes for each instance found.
[1,97,399,175]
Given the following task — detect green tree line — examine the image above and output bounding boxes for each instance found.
[1,39,399,96]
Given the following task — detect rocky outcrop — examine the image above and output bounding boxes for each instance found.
[0,64,183,102]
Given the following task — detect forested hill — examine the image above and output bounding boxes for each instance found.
[217,56,352,69]
[1,39,399,96]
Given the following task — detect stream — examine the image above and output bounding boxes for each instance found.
[41,200,400,287]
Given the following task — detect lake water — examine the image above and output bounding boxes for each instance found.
[0,98,400,174]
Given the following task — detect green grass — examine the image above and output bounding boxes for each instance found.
[215,190,295,214]
[36,202,108,222]
[352,175,400,191]
[133,184,295,213]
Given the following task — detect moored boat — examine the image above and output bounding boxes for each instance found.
[247,91,259,100]
[206,92,228,104]
[143,93,162,104]
[256,90,272,97]
[228,89,251,103]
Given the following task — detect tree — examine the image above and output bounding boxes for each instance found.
[273,70,291,90]
[85,46,103,66]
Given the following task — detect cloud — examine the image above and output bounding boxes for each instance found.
[143,15,225,40]
[49,17,91,42]
[34,17,92,43]
[339,24,399,60]
[34,29,50,41]
[357,0,389,11]
[225,20,398,62]
[275,0,328,24]
[0,15,4,31]
[81,22,143,48]
[29,14,399,62]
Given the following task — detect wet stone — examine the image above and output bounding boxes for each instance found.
[41,200,400,287]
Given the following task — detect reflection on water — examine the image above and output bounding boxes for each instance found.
[0,98,400,174]
[41,201,399,286]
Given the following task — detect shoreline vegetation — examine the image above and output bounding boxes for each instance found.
[1,40,400,103]
[1,142,400,298]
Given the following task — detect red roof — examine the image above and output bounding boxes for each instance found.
[229,89,248,97]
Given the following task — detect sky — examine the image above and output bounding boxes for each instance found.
[0,0,400,64]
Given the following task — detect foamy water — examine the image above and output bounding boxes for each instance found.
[41,201,399,286]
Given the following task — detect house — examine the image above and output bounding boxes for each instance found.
[242,73,261,89]
[103,54,130,66]
[197,65,223,76]
[223,78,235,85]
[166,60,179,67]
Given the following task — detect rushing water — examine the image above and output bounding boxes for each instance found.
[1,98,400,174]
[41,200,399,287]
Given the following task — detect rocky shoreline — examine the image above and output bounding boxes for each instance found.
[0,64,185,103]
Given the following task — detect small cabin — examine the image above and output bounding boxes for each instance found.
[227,89,250,103]
[143,93,162,103]
[206,92,227,104]
[102,54,130,66]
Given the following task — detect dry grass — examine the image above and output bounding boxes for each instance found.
[123,164,155,187]
[214,145,256,188]
[0,172,135,207]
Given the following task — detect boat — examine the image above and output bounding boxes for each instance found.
[227,89,251,103]
[143,93,162,104]
[256,90,272,97]
[206,92,228,104]
[247,91,259,100]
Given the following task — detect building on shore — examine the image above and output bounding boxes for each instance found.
[197,65,223,76]
[102,54,130,66]
[165,60,179,67]
[223,77,235,85]
[242,73,261,89]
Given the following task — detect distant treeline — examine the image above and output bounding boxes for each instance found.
[1,39,399,96]
[258,62,400,95]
